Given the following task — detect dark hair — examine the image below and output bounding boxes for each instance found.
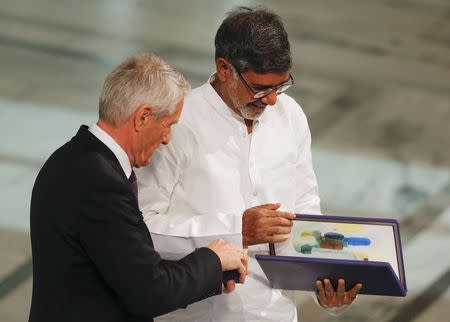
[214,7,292,73]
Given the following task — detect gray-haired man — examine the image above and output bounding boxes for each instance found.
[29,53,247,322]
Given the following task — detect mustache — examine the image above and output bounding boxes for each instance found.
[248,102,267,109]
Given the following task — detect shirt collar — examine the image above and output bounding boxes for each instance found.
[88,123,133,179]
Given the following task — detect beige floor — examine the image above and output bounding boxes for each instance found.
[0,1,449,321]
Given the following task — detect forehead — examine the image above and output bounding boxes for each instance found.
[241,70,290,87]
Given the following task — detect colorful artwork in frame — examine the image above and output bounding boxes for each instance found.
[278,218,400,279]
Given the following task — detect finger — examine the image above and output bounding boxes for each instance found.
[323,279,335,301]
[239,271,246,284]
[347,283,362,300]
[267,225,293,236]
[267,234,290,243]
[241,256,248,270]
[265,210,295,220]
[238,264,247,284]
[336,279,345,306]
[276,211,296,220]
[223,280,236,294]
[257,203,281,210]
[266,216,293,227]
[239,268,247,284]
[237,260,247,283]
[336,279,345,296]
[324,279,334,292]
[316,280,325,293]
[316,280,327,306]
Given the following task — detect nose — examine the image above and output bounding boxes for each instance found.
[260,90,278,106]
[162,132,171,145]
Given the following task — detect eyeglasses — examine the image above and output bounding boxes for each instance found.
[233,66,294,99]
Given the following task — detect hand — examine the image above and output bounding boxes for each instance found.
[316,278,362,308]
[242,203,295,247]
[207,239,248,289]
[222,280,236,294]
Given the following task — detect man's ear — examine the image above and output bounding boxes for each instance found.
[134,105,154,131]
[215,58,233,82]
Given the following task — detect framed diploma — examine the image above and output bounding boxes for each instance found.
[255,214,407,296]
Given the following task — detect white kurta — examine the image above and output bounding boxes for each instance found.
[136,79,321,321]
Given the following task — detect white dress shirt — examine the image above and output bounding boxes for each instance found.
[88,123,132,178]
[136,78,321,321]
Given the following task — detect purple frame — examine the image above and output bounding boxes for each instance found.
[257,213,407,297]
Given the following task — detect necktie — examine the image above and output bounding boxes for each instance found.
[129,170,138,199]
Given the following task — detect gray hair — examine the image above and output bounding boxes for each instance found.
[99,53,190,126]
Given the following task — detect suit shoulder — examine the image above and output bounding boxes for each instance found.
[39,137,125,190]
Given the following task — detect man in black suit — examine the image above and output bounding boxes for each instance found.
[29,53,247,322]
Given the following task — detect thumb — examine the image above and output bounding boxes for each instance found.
[257,203,281,210]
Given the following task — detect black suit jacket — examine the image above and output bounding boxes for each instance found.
[29,126,222,322]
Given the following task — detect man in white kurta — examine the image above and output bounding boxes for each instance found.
[137,7,359,321]
[137,73,322,321]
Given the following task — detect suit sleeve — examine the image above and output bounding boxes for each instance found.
[78,181,222,318]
